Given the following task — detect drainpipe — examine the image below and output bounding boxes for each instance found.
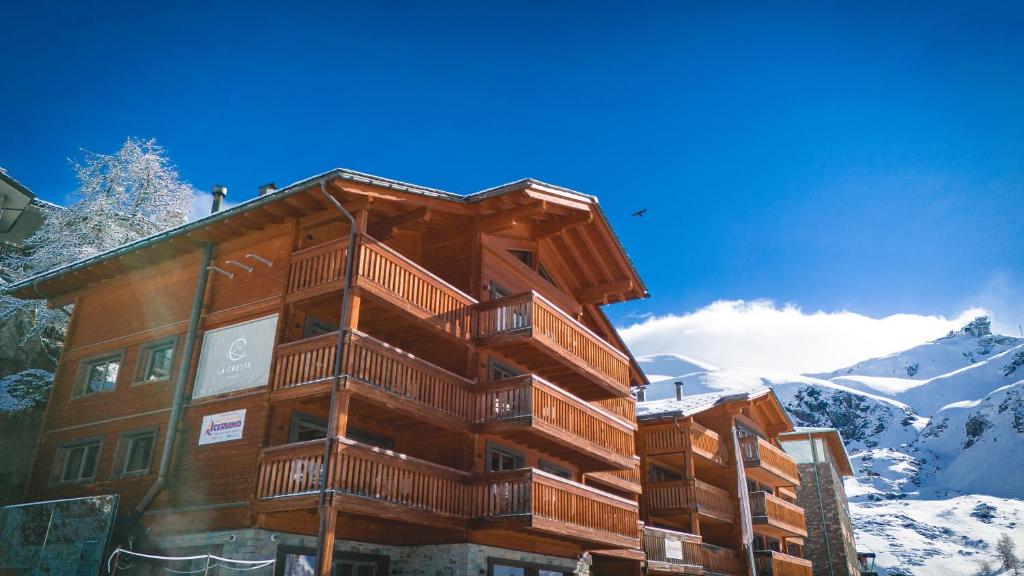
[808,432,835,576]
[134,242,214,517]
[314,181,358,575]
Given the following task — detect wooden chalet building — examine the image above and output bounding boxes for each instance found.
[636,388,814,576]
[6,169,652,575]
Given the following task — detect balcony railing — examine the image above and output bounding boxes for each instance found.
[477,374,635,469]
[739,436,800,487]
[255,439,640,548]
[646,478,736,523]
[749,491,808,538]
[643,526,703,574]
[641,421,728,466]
[478,468,640,549]
[285,235,477,340]
[477,291,631,397]
[753,550,813,576]
[702,544,742,576]
[593,396,637,425]
[356,236,476,341]
[586,462,642,495]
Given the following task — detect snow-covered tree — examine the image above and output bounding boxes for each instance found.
[0,137,194,354]
[997,534,1021,574]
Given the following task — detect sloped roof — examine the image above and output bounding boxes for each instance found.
[637,386,788,423]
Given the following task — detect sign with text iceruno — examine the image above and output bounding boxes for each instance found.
[192,315,278,399]
[198,409,246,445]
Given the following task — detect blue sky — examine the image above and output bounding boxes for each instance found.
[2,2,1022,366]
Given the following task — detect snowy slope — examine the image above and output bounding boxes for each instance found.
[634,317,1024,575]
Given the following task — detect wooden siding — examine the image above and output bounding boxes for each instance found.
[753,550,814,576]
[739,435,801,487]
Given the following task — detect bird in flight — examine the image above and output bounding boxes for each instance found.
[632,208,647,217]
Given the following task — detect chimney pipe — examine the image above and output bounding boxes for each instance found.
[675,381,684,401]
[211,185,228,214]
[258,182,277,196]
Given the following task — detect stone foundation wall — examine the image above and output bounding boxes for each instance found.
[149,529,588,575]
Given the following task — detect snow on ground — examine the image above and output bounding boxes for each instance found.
[851,495,1024,576]
[634,318,1024,575]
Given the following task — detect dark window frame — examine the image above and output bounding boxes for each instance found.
[487,557,569,576]
[486,442,524,472]
[274,544,389,576]
[289,412,328,443]
[74,352,124,398]
[134,337,178,385]
[53,436,104,485]
[488,357,521,381]
[303,315,338,338]
[648,464,682,482]
[112,426,159,478]
[346,427,395,451]
[538,460,571,480]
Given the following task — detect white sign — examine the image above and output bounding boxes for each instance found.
[193,315,279,399]
[198,409,246,445]
[665,539,683,560]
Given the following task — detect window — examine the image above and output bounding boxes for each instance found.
[487,444,523,472]
[539,461,571,479]
[56,439,101,484]
[507,249,533,268]
[488,359,520,381]
[137,339,175,383]
[537,264,556,286]
[115,429,157,476]
[289,413,328,443]
[76,354,121,397]
[274,546,388,576]
[649,465,682,482]
[303,315,337,338]
[787,543,802,558]
[346,428,395,451]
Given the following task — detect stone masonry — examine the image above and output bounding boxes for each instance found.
[794,462,860,576]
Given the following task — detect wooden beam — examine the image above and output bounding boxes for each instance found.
[578,279,634,305]
[532,210,593,239]
[367,207,430,240]
[479,202,546,234]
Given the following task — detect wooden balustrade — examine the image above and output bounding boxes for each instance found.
[257,440,639,548]
[272,333,340,391]
[739,436,801,486]
[345,330,476,422]
[286,239,349,300]
[643,526,703,573]
[753,551,813,576]
[640,422,727,466]
[646,479,735,522]
[477,292,631,396]
[478,469,640,547]
[702,544,742,576]
[593,396,637,425]
[356,236,477,340]
[586,462,642,492]
[748,492,808,537]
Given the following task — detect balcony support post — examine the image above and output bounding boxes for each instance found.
[316,507,337,576]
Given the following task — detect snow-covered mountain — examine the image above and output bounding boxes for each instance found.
[637,317,1024,576]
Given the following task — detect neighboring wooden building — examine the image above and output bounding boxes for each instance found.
[778,428,860,576]
[6,169,650,575]
[635,388,813,576]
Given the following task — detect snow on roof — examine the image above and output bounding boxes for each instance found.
[5,167,647,298]
[637,386,774,420]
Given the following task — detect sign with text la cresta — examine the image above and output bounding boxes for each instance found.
[192,314,278,399]
[198,409,246,445]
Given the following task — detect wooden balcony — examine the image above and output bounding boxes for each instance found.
[702,544,742,576]
[593,395,637,425]
[749,491,808,538]
[477,468,640,549]
[738,436,801,487]
[477,374,636,471]
[646,478,736,523]
[477,291,631,399]
[641,421,728,466]
[254,439,641,549]
[586,460,642,495]
[285,235,476,341]
[643,526,703,575]
[753,550,813,576]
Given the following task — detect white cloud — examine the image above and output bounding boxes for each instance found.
[189,190,236,221]
[618,300,987,374]
[962,270,1024,337]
